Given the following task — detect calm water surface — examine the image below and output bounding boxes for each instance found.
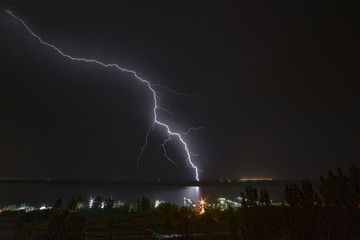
[0,182,291,207]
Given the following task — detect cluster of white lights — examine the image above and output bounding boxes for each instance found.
[39,205,47,210]
[154,200,165,208]
[89,197,94,209]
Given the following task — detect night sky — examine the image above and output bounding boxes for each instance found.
[0,1,359,181]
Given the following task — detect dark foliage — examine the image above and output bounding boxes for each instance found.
[48,209,85,240]
[51,199,62,210]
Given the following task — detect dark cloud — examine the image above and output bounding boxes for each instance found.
[0,1,359,180]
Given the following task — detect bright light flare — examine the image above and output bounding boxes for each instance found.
[89,197,94,208]
[39,205,47,210]
[154,200,165,208]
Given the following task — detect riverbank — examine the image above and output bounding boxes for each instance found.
[1,203,359,240]
[1,165,359,239]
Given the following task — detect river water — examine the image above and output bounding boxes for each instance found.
[0,181,294,208]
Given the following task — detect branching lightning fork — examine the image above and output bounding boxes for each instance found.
[6,10,203,181]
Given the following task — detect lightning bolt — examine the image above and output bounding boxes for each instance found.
[181,126,207,136]
[151,83,203,97]
[160,137,178,167]
[6,10,201,181]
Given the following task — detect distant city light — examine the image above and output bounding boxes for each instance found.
[239,178,273,182]
[184,197,196,207]
[39,205,47,210]
[154,200,165,208]
[89,197,94,208]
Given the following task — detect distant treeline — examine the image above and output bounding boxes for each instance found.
[230,164,360,239]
